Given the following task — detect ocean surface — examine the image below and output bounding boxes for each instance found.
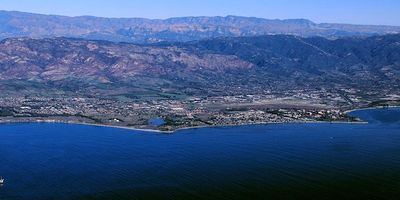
[0,108,399,200]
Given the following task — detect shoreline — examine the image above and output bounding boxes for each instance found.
[2,106,395,133]
[0,120,173,134]
[344,105,400,114]
[0,117,368,134]
[173,120,368,132]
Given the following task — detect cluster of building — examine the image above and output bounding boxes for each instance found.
[0,92,360,131]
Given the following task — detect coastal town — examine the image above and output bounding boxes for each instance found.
[0,89,376,132]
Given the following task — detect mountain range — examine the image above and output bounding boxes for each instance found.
[1,34,399,99]
[1,10,400,43]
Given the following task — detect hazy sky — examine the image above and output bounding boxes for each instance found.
[0,0,399,25]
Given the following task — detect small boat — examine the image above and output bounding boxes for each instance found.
[0,177,4,184]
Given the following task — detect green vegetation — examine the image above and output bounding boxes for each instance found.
[0,108,13,117]
[368,100,400,107]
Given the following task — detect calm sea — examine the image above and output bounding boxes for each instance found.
[0,108,399,200]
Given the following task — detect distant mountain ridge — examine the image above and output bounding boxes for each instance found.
[1,10,400,43]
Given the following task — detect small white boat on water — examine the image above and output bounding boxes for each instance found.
[0,177,4,184]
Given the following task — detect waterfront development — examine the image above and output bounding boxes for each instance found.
[0,108,399,199]
[2,93,396,132]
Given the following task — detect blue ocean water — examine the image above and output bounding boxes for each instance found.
[0,108,399,200]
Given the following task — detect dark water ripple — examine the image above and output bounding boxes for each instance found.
[0,108,399,200]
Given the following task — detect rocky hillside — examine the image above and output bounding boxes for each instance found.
[0,34,399,97]
[1,10,400,43]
